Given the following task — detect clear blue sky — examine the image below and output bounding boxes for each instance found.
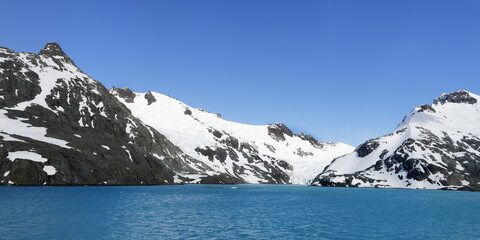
[2,0,479,146]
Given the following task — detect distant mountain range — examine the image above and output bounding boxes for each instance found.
[0,43,352,186]
[1,43,479,191]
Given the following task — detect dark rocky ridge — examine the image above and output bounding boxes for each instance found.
[39,42,69,58]
[273,123,293,137]
[418,104,436,113]
[296,133,330,149]
[267,124,286,141]
[434,90,477,105]
[0,53,41,108]
[267,122,329,149]
[111,86,136,103]
[355,140,380,158]
[38,42,76,66]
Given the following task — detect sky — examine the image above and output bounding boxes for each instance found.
[2,0,479,146]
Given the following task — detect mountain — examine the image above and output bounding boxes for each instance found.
[0,43,228,185]
[311,90,480,191]
[0,43,352,185]
[110,88,353,184]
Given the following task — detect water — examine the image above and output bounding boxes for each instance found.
[0,185,479,240]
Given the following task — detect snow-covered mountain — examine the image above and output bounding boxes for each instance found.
[0,43,353,185]
[311,90,480,191]
[0,43,224,185]
[110,88,353,184]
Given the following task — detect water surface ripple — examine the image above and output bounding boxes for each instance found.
[0,185,479,239]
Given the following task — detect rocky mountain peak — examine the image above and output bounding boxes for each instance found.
[273,123,294,137]
[267,123,294,141]
[267,123,328,149]
[267,125,286,141]
[38,42,76,66]
[110,86,136,103]
[433,90,477,105]
[296,133,326,149]
[39,42,68,57]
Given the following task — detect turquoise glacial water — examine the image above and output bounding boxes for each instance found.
[0,185,479,239]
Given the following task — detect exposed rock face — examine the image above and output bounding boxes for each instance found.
[434,90,477,105]
[418,104,436,113]
[355,140,380,158]
[38,42,76,66]
[274,123,294,137]
[144,91,156,105]
[268,123,332,149]
[111,87,136,103]
[296,133,331,149]
[0,52,41,108]
[267,124,286,141]
[312,90,480,191]
[39,42,68,57]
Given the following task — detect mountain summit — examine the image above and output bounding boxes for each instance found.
[38,42,67,57]
[38,42,76,65]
